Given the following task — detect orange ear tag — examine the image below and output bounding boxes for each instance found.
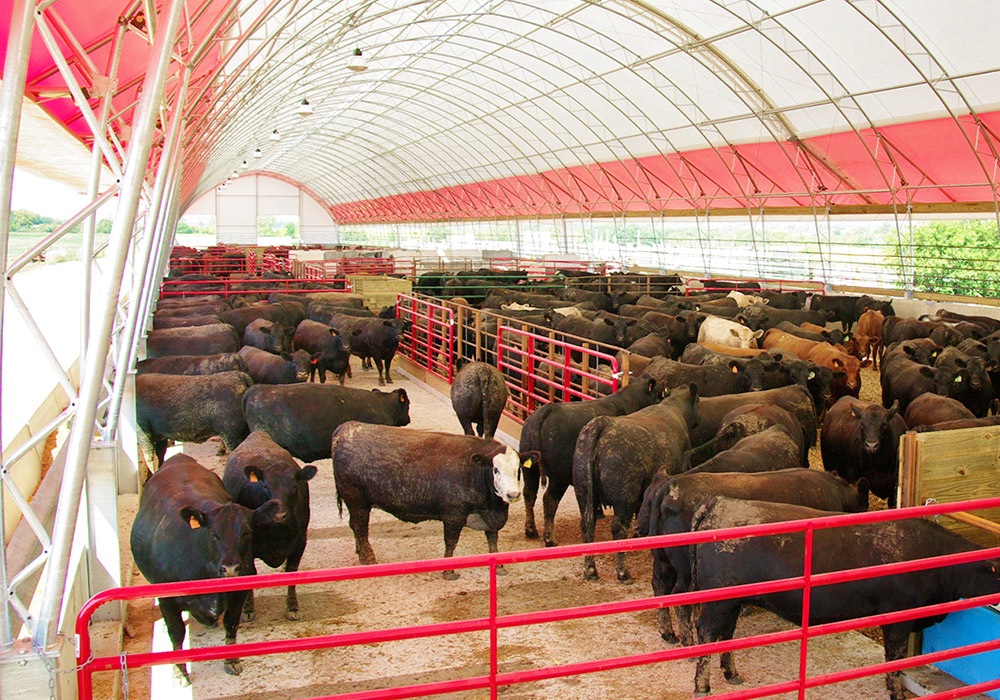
[189,517,201,529]
[731,366,738,374]
[249,473,259,482]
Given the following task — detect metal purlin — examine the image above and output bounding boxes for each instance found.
[33,0,186,649]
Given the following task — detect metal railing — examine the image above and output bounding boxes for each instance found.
[488,257,622,276]
[76,497,1000,700]
[685,277,826,295]
[497,325,620,420]
[396,293,455,382]
[159,276,349,298]
[302,258,416,278]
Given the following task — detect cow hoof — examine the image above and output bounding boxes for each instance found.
[496,564,508,576]
[725,672,743,685]
[442,570,460,580]
[524,527,539,539]
[694,692,709,698]
[241,610,255,623]
[660,631,679,644]
[285,609,300,621]
[224,659,243,676]
[216,446,227,456]
[173,665,191,686]
[378,380,385,386]
[386,377,393,384]
[583,568,599,581]
[617,572,634,585]
[544,540,557,548]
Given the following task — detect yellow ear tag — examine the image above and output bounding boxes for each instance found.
[523,458,532,469]
[731,365,738,374]
[189,517,201,530]
[249,473,258,482]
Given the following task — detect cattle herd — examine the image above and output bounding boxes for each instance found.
[131,269,1000,699]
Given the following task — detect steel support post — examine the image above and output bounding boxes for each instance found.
[81,22,127,364]
[103,68,187,443]
[33,0,184,650]
[0,0,39,653]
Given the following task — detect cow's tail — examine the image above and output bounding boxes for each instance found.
[482,368,506,437]
[574,416,611,538]
[520,404,553,486]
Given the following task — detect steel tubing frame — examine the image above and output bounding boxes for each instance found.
[102,67,188,443]
[33,0,185,650]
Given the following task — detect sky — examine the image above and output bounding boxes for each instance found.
[11,168,116,220]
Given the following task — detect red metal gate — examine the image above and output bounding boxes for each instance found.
[497,325,619,420]
[77,497,1000,700]
[396,293,455,382]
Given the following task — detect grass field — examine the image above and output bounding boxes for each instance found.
[5,230,111,267]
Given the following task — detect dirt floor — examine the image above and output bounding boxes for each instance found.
[109,362,902,700]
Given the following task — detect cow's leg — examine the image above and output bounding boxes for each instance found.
[611,511,633,584]
[374,357,386,386]
[348,505,376,565]
[222,592,245,675]
[284,534,308,620]
[384,355,394,383]
[485,530,506,575]
[153,439,169,469]
[522,464,540,539]
[242,560,258,622]
[441,520,464,580]
[338,371,346,387]
[650,554,678,644]
[318,368,327,384]
[158,597,191,684]
[881,624,910,700]
[577,484,600,581]
[542,479,570,547]
[693,601,742,696]
[458,414,475,436]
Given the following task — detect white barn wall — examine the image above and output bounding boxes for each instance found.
[182,174,338,244]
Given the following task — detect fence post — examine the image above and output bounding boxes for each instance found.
[797,525,815,700]
[527,336,536,413]
[490,559,499,700]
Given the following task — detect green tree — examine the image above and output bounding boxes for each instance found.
[886,220,1000,297]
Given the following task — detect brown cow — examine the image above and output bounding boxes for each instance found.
[858,309,885,369]
[808,343,869,399]
[761,328,821,358]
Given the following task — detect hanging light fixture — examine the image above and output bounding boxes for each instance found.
[230,169,239,179]
[296,98,314,116]
[348,47,368,72]
[269,128,281,141]
[240,160,249,169]
[225,178,232,186]
[253,148,263,158]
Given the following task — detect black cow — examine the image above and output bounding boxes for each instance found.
[243,318,292,354]
[332,422,538,578]
[130,454,279,681]
[934,346,994,417]
[904,392,975,429]
[451,361,508,439]
[636,470,868,643]
[137,352,247,376]
[219,304,297,336]
[821,395,906,506]
[243,383,410,462]
[805,294,861,331]
[328,315,410,385]
[223,432,317,621]
[688,384,817,448]
[684,404,806,469]
[573,384,699,582]
[774,320,846,345]
[519,377,663,546]
[685,424,803,475]
[686,496,999,699]
[881,356,968,413]
[237,346,308,384]
[137,371,252,466]
[757,289,808,310]
[915,416,1000,432]
[152,313,222,330]
[292,319,352,385]
[146,325,240,358]
[641,356,766,396]
[881,316,929,347]
[736,305,833,331]
[881,338,942,370]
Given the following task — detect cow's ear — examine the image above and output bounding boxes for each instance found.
[244,466,264,483]
[807,370,816,380]
[854,477,870,501]
[753,329,763,339]
[179,507,207,530]
[519,451,540,469]
[280,352,292,361]
[887,400,900,419]
[919,366,936,378]
[860,358,872,368]
[956,357,968,368]
[729,328,740,338]
[251,500,281,528]
[298,465,318,481]
[258,326,271,334]
[729,360,740,373]
[397,389,409,402]
[849,404,863,420]
[831,357,845,369]
[471,454,492,468]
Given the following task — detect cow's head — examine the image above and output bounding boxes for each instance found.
[239,463,317,525]
[478,448,538,503]
[729,358,766,391]
[179,500,279,579]
[849,400,899,455]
